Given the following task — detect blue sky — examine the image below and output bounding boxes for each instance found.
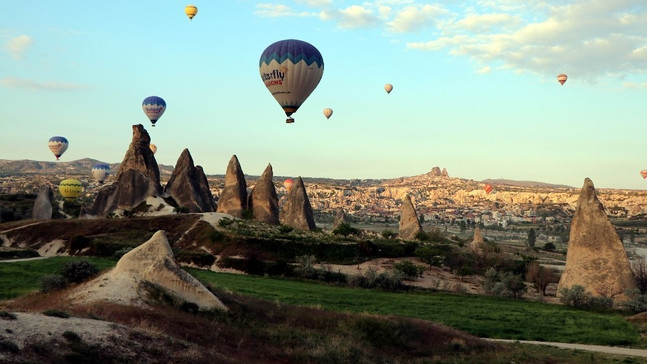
[2,1,647,189]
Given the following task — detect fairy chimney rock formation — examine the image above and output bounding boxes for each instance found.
[248,163,279,225]
[398,195,422,240]
[83,124,162,216]
[430,167,442,176]
[558,178,636,301]
[281,176,316,231]
[470,227,485,254]
[165,149,216,213]
[216,155,248,218]
[32,186,54,220]
[441,168,449,177]
[70,230,227,311]
[332,208,349,230]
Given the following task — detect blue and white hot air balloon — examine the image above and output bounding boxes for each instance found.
[48,136,69,161]
[259,39,324,123]
[91,163,110,184]
[142,96,166,127]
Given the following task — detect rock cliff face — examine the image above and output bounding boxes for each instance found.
[84,125,162,216]
[70,230,226,311]
[281,177,316,231]
[398,195,422,240]
[165,149,216,213]
[558,178,636,301]
[32,186,53,220]
[470,227,485,254]
[216,155,248,218]
[248,164,279,225]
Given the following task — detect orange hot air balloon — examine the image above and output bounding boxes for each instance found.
[384,84,393,94]
[484,184,493,194]
[284,178,294,192]
[557,74,568,85]
[641,170,647,179]
[149,144,157,154]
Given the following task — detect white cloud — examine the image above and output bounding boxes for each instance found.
[387,4,447,33]
[320,5,381,29]
[456,13,520,32]
[255,3,314,17]
[296,0,332,7]
[1,77,90,91]
[623,81,647,89]
[477,65,492,74]
[6,35,33,60]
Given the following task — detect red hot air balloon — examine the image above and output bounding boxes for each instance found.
[557,74,568,85]
[641,170,647,179]
[484,184,493,194]
[284,178,294,192]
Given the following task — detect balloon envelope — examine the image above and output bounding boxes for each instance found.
[641,170,647,179]
[185,5,197,20]
[384,84,393,94]
[91,163,110,184]
[48,136,69,160]
[149,144,157,154]
[484,184,493,194]
[557,74,568,85]
[323,108,333,119]
[284,178,294,192]
[259,39,324,122]
[59,178,83,202]
[142,96,166,126]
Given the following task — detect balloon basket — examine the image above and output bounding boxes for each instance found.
[286,118,294,124]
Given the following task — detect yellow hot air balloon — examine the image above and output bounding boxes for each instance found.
[384,84,393,94]
[185,5,198,20]
[59,178,83,202]
[150,143,157,154]
[323,108,333,119]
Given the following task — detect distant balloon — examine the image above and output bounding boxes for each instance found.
[185,5,198,20]
[641,170,647,179]
[59,178,83,202]
[323,108,333,119]
[484,184,493,194]
[149,143,157,154]
[91,163,110,184]
[384,84,393,94]
[557,74,568,85]
[48,136,69,161]
[259,39,324,123]
[284,178,294,192]
[142,96,166,127]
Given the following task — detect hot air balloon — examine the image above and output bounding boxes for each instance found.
[142,96,166,127]
[185,5,198,20]
[484,184,493,194]
[557,74,568,85]
[91,163,110,184]
[384,84,393,94]
[259,39,324,123]
[284,178,294,192]
[149,143,157,154]
[323,108,333,119]
[48,136,69,161]
[641,170,647,179]
[59,178,83,202]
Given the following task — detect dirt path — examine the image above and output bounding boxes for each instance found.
[492,339,647,358]
[0,256,48,263]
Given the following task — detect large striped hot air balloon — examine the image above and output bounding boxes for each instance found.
[259,39,324,123]
[142,96,166,127]
[484,184,493,194]
[59,178,83,202]
[91,163,110,184]
[48,136,69,160]
[149,143,157,154]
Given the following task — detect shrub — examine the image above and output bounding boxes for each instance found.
[218,217,234,227]
[543,242,556,252]
[43,309,70,318]
[62,331,82,342]
[295,255,317,278]
[241,209,254,220]
[332,222,360,237]
[381,229,397,240]
[61,260,99,283]
[623,289,647,313]
[483,268,527,299]
[209,229,224,242]
[174,206,190,214]
[559,285,614,311]
[278,225,294,234]
[39,274,67,292]
[632,258,647,294]
[0,338,19,354]
[525,262,559,296]
[393,260,425,279]
[0,311,17,320]
[112,246,133,259]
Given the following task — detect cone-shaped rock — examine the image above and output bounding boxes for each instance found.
[398,195,422,240]
[332,208,349,230]
[32,186,53,220]
[70,231,227,311]
[216,155,247,218]
[558,178,636,300]
[470,227,485,254]
[281,177,316,231]
[441,168,449,177]
[83,125,162,216]
[248,164,279,225]
[165,149,216,213]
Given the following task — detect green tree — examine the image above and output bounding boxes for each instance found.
[527,228,536,248]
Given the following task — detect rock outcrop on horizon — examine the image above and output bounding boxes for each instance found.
[398,195,422,240]
[430,167,442,176]
[32,186,53,220]
[165,149,216,213]
[70,230,227,311]
[216,155,248,218]
[470,227,485,254]
[248,164,279,225]
[441,168,449,177]
[281,177,316,231]
[83,125,162,216]
[558,178,636,301]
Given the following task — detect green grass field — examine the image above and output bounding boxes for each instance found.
[0,257,639,347]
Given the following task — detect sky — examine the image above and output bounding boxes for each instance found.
[2,1,647,190]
